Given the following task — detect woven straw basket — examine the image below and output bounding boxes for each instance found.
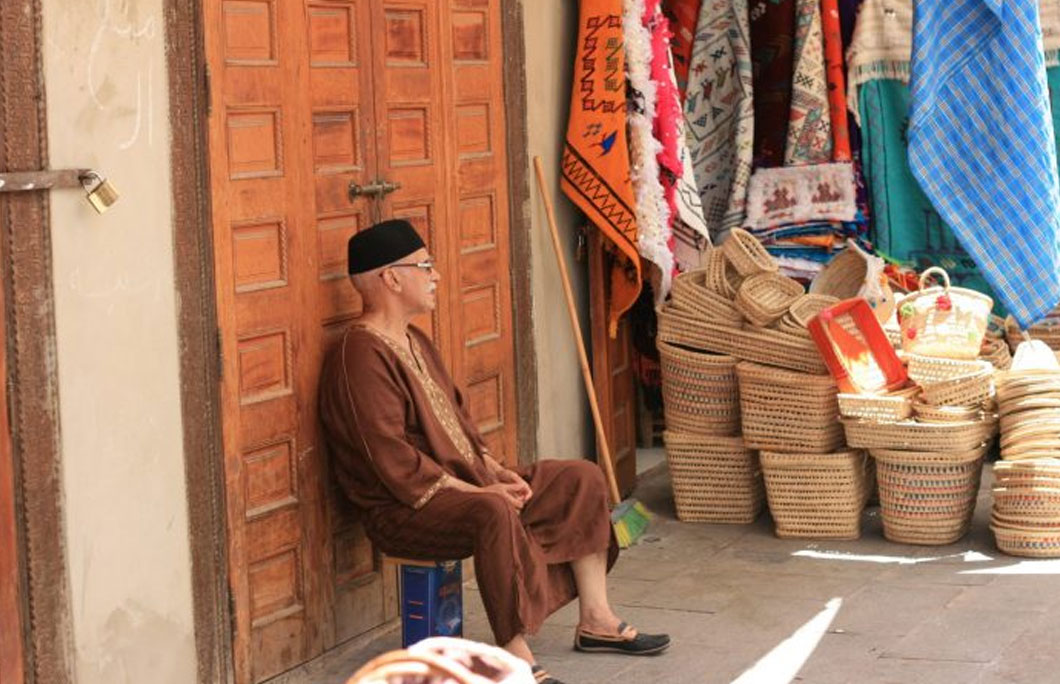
[736,362,845,452]
[906,354,986,384]
[656,305,829,375]
[837,386,919,422]
[736,272,805,327]
[918,361,994,407]
[671,270,744,327]
[913,402,982,424]
[871,446,987,545]
[760,450,871,540]
[842,416,996,452]
[705,248,742,299]
[721,228,778,277]
[991,525,1060,558]
[663,431,765,524]
[790,294,840,327]
[658,340,740,436]
[898,267,993,359]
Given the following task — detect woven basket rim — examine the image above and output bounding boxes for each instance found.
[736,360,835,387]
[870,446,988,464]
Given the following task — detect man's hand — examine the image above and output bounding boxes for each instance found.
[482,482,532,511]
[494,469,532,505]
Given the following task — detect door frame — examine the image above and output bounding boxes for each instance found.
[170,2,538,681]
[0,1,76,681]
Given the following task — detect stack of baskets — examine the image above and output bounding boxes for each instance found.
[840,369,997,545]
[835,267,999,545]
[659,271,765,523]
[656,231,828,375]
[738,363,871,540]
[987,369,1060,557]
[991,459,1060,558]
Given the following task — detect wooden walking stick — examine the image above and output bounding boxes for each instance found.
[532,156,650,547]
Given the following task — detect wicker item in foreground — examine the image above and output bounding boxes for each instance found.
[841,416,996,452]
[658,340,740,436]
[737,362,844,452]
[663,431,765,524]
[736,272,805,327]
[871,446,988,545]
[657,306,828,374]
[760,450,871,540]
[721,228,778,277]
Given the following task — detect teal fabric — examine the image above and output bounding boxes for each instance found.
[859,78,1001,310]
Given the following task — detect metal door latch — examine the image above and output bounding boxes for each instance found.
[0,168,119,213]
[348,179,402,201]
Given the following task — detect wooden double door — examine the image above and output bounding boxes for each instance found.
[203,1,517,681]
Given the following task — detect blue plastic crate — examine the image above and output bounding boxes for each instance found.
[399,560,463,647]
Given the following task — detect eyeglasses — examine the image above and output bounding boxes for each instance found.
[384,259,436,273]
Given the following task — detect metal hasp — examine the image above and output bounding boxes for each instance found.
[348,179,402,200]
[0,169,119,213]
[0,169,91,193]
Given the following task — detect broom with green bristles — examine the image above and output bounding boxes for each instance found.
[533,156,652,548]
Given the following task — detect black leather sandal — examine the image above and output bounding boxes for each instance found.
[573,621,671,655]
[531,664,566,684]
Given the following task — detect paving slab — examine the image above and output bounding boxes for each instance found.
[272,462,1060,684]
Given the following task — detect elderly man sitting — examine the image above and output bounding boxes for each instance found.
[319,220,669,684]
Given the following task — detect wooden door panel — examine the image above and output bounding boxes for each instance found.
[312,0,398,647]
[207,1,518,679]
[441,0,517,464]
[588,229,637,495]
[206,0,328,680]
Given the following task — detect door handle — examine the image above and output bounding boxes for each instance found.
[348,179,402,201]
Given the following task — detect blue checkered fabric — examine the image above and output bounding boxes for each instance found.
[908,0,1060,327]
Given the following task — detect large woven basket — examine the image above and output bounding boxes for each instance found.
[871,447,987,545]
[663,431,765,524]
[991,525,1060,558]
[721,228,778,277]
[735,272,805,327]
[918,361,994,407]
[906,354,987,384]
[658,340,740,436]
[842,416,996,452]
[671,271,744,327]
[760,450,871,540]
[736,362,845,452]
[657,305,829,374]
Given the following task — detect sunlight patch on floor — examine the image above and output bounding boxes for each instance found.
[961,559,1060,575]
[729,597,843,684]
[792,549,993,565]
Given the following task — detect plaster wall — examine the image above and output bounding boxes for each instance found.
[523,0,594,460]
[40,0,197,681]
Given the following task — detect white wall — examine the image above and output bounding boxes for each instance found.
[523,0,595,460]
[41,0,197,681]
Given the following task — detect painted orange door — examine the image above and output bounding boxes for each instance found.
[204,1,517,681]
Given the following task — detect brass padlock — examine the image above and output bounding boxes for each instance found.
[80,172,120,214]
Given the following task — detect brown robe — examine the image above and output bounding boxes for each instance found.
[319,324,618,644]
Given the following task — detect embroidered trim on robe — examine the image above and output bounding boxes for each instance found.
[358,325,478,467]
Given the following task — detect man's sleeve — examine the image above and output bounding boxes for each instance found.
[346,359,451,509]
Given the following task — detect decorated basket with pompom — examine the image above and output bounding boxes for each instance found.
[897,267,993,360]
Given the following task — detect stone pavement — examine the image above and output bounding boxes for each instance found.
[272,462,1060,684]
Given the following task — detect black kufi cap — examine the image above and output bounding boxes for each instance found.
[347,219,426,275]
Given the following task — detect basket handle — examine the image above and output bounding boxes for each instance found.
[918,266,951,292]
